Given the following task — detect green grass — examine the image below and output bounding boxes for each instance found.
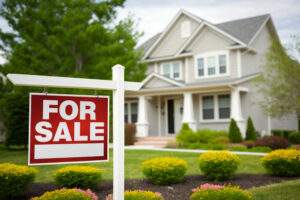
[0,148,266,183]
[251,179,300,200]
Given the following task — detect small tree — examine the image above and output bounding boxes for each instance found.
[245,117,257,141]
[228,119,242,143]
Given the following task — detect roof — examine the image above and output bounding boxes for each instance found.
[138,13,270,55]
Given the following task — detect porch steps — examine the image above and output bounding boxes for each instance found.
[134,137,174,148]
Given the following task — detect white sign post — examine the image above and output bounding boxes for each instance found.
[7,64,141,200]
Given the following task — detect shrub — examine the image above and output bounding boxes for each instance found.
[106,190,164,200]
[31,188,97,200]
[0,163,37,199]
[141,157,187,185]
[54,166,102,189]
[262,149,300,176]
[272,129,294,139]
[245,117,256,141]
[288,132,300,144]
[190,184,253,200]
[228,119,242,143]
[254,136,289,150]
[125,123,136,145]
[198,151,240,181]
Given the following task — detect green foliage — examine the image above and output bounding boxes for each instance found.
[31,189,93,200]
[0,89,29,147]
[256,36,300,116]
[245,117,256,141]
[0,163,37,199]
[54,165,103,189]
[262,149,300,176]
[125,123,136,145]
[141,157,187,185]
[288,132,300,144]
[228,119,242,143]
[190,186,253,200]
[124,190,164,200]
[230,146,272,153]
[272,129,294,139]
[254,136,289,150]
[198,151,240,181]
[176,127,228,149]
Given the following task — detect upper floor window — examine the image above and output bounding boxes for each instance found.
[161,61,182,80]
[181,20,191,38]
[195,51,229,78]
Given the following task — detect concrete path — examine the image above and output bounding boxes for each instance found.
[109,144,267,156]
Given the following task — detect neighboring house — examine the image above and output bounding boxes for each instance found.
[125,9,298,138]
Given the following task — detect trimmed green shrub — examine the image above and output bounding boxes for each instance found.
[106,190,164,200]
[198,151,240,181]
[288,132,300,144]
[190,185,253,200]
[31,188,95,200]
[125,123,136,145]
[228,119,242,143]
[0,163,37,199]
[262,149,300,176]
[245,117,256,141]
[141,157,187,185]
[54,166,102,189]
[254,136,289,150]
[272,129,294,139]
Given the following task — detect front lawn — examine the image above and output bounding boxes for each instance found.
[0,147,266,182]
[251,179,300,200]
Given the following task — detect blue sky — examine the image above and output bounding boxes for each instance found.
[0,0,299,63]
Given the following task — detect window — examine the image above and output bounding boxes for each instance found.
[201,94,231,121]
[125,102,138,123]
[197,58,204,77]
[207,56,216,75]
[162,63,171,78]
[181,20,191,38]
[218,95,230,119]
[202,96,214,120]
[160,62,181,79]
[219,55,226,74]
[195,51,228,78]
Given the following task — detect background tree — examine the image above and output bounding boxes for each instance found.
[0,0,146,147]
[256,36,300,117]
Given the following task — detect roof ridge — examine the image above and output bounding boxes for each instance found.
[216,13,270,25]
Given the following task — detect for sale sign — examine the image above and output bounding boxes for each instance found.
[28,93,109,165]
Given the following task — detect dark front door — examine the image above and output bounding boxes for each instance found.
[167,99,175,134]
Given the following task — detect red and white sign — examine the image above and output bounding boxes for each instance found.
[28,93,109,165]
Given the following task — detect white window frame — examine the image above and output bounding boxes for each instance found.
[125,100,138,123]
[160,61,183,80]
[199,93,231,123]
[194,50,230,79]
[181,20,191,38]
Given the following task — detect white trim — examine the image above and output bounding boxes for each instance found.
[160,61,183,80]
[199,93,231,122]
[154,63,158,73]
[140,73,185,88]
[248,15,270,46]
[125,100,138,123]
[237,50,242,78]
[184,57,189,82]
[142,9,202,59]
[194,50,230,79]
[144,53,193,63]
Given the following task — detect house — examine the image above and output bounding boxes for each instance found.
[125,9,298,139]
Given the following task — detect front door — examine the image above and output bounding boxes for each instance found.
[167,99,175,134]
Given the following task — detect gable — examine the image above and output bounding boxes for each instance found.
[143,77,176,89]
[149,14,200,58]
[186,26,235,54]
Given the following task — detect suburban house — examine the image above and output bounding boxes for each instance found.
[125,9,298,139]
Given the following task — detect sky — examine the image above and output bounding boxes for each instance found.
[0,0,299,63]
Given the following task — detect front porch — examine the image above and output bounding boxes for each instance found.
[125,86,248,138]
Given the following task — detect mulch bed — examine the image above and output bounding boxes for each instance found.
[25,174,299,200]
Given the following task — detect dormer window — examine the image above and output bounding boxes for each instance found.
[181,20,191,38]
[161,61,182,80]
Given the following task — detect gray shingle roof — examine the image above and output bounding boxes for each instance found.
[138,13,270,55]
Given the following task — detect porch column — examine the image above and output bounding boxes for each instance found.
[182,92,196,131]
[136,95,149,137]
[230,87,246,137]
